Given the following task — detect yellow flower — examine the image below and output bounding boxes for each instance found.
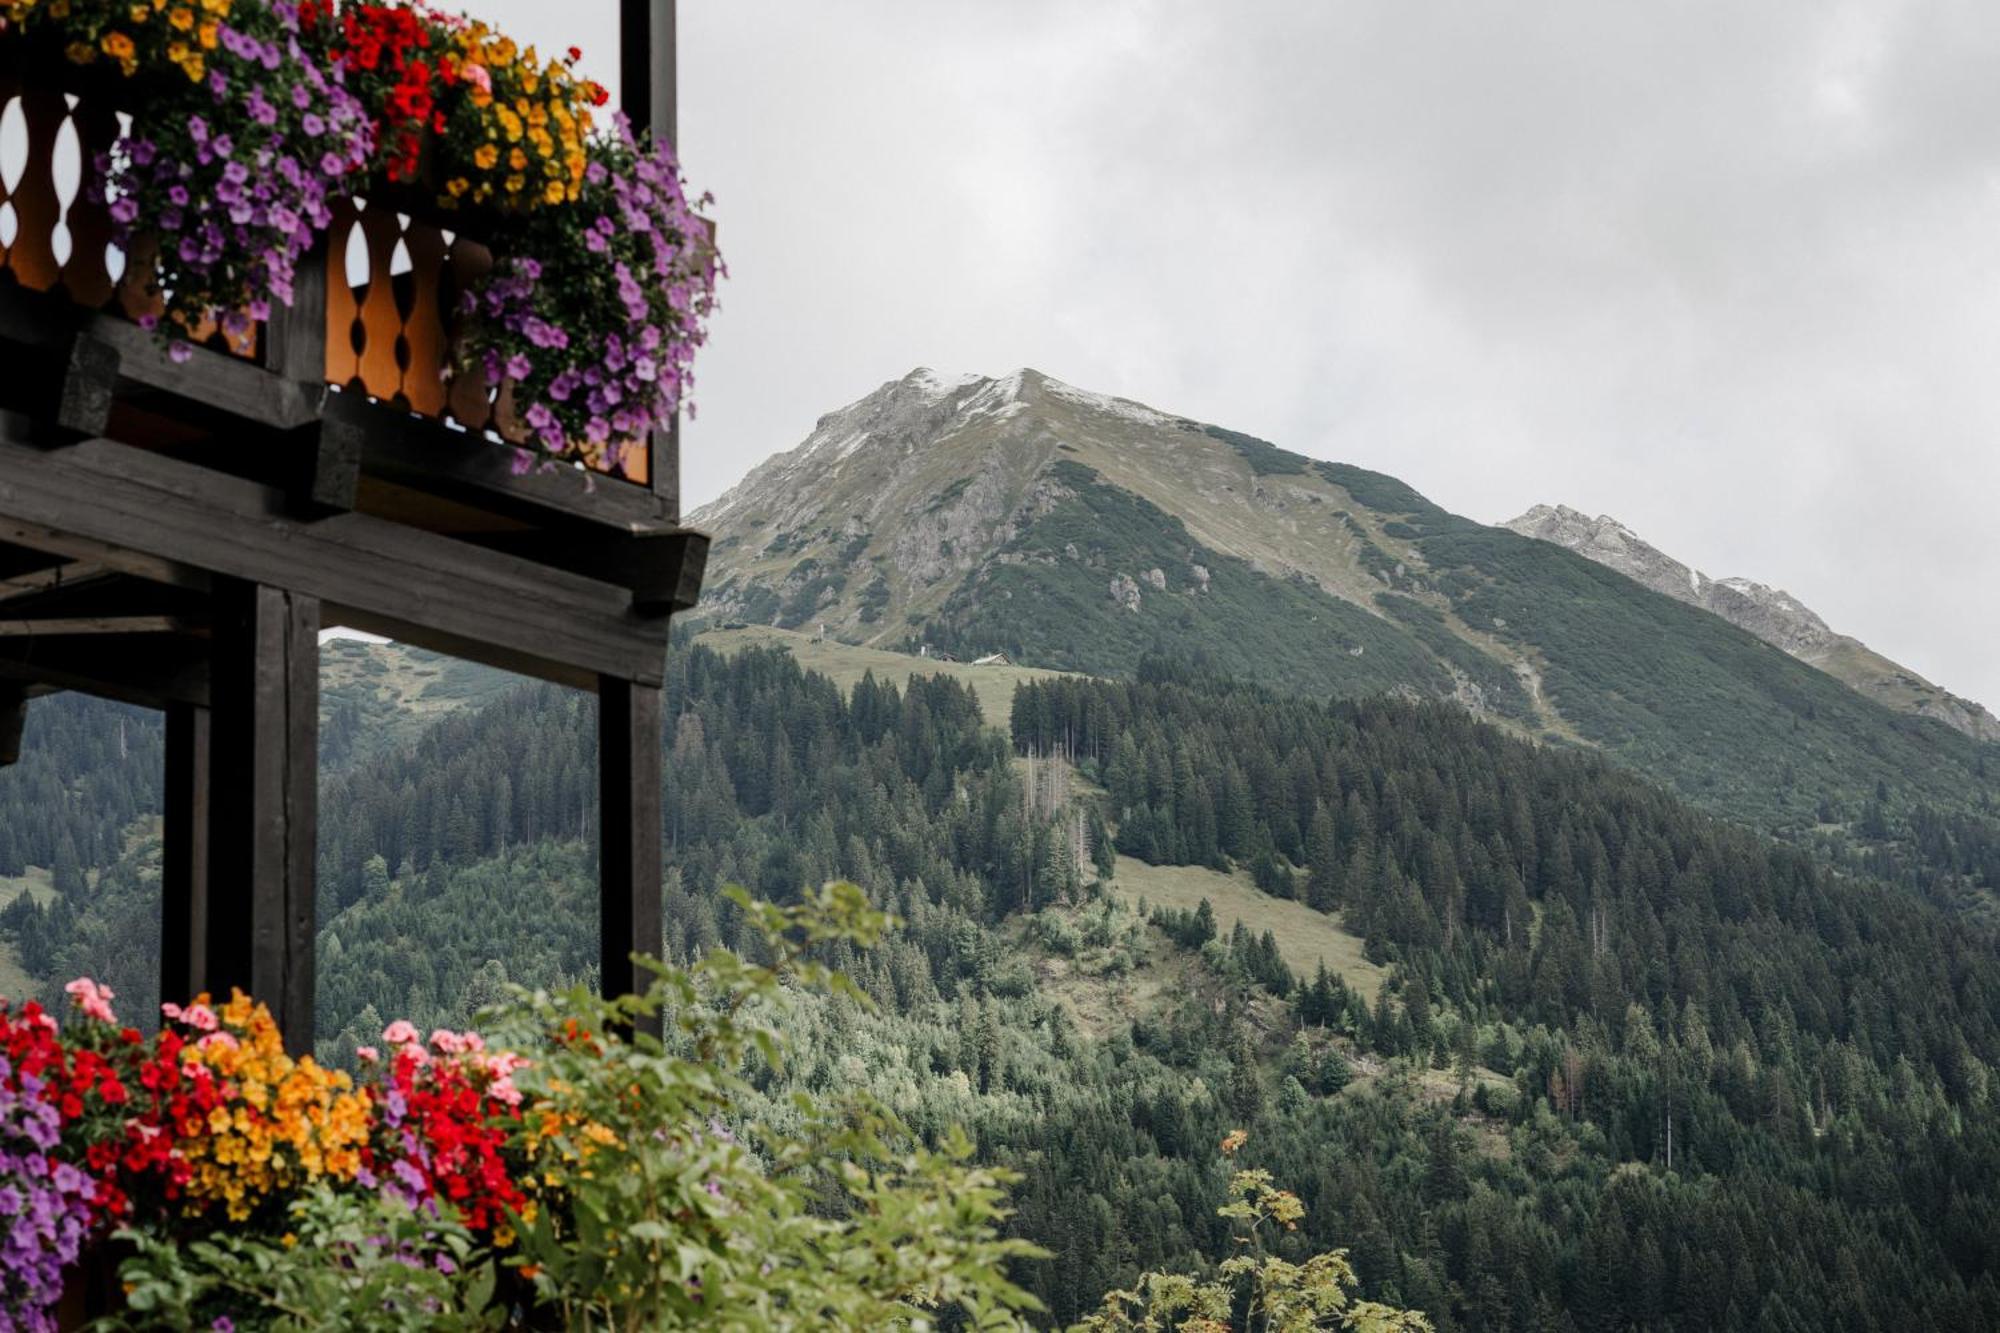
[197,19,217,48]
[543,180,565,205]
[473,143,500,170]
[167,4,191,28]
[504,173,525,194]
[508,147,528,172]
[446,177,470,198]
[64,40,95,64]
[128,4,149,21]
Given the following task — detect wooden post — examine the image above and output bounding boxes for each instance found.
[620,0,682,519]
[206,580,319,1051]
[0,686,25,766]
[620,0,677,147]
[160,702,211,1006]
[599,675,663,1039]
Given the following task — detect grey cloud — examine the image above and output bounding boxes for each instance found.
[483,0,2000,711]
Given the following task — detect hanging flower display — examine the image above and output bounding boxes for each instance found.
[459,114,720,467]
[0,0,720,465]
[9,0,373,360]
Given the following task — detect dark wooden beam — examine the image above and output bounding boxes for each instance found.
[0,686,26,766]
[161,702,212,1006]
[205,580,318,1051]
[0,430,670,688]
[0,634,209,709]
[0,616,195,636]
[0,546,75,582]
[0,288,325,432]
[0,570,203,620]
[327,391,667,532]
[470,528,708,617]
[0,561,109,602]
[599,675,664,1039]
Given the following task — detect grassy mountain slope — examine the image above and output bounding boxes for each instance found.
[696,624,1073,727]
[692,368,1998,868]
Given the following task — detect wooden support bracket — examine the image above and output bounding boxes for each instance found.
[53,334,121,442]
[287,417,364,518]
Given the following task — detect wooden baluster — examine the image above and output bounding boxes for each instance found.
[322,197,363,388]
[114,234,166,326]
[60,98,120,309]
[443,234,495,431]
[395,220,449,416]
[351,204,407,401]
[0,78,18,270]
[8,87,67,291]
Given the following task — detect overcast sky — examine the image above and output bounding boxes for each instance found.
[488,1,2000,714]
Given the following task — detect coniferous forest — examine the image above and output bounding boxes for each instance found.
[3,645,2000,1329]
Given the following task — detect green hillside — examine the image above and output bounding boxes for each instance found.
[8,642,2000,1327]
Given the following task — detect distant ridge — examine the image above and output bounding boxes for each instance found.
[1504,504,2000,742]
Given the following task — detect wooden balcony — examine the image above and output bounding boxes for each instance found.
[0,0,698,1049]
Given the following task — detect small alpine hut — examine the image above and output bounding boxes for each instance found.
[0,1,706,1047]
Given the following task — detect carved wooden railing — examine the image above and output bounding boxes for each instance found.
[0,71,230,342]
[324,200,651,487]
[0,62,655,497]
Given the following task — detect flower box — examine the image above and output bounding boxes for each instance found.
[0,3,717,535]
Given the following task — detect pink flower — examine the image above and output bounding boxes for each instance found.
[399,1042,431,1067]
[355,1046,380,1064]
[160,1002,184,1022]
[429,1028,467,1055]
[183,1004,219,1032]
[382,1019,419,1045]
[196,1031,239,1053]
[64,978,117,1024]
[488,1076,521,1107]
[465,62,491,95]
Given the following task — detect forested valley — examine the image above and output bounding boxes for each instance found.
[3,645,1999,1329]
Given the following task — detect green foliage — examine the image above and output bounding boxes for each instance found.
[1074,1141,1430,1332]
[105,1188,501,1331]
[1200,425,1312,477]
[488,881,1046,1330]
[1372,595,1532,721]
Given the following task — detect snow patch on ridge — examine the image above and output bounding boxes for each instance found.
[1039,376,1174,429]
